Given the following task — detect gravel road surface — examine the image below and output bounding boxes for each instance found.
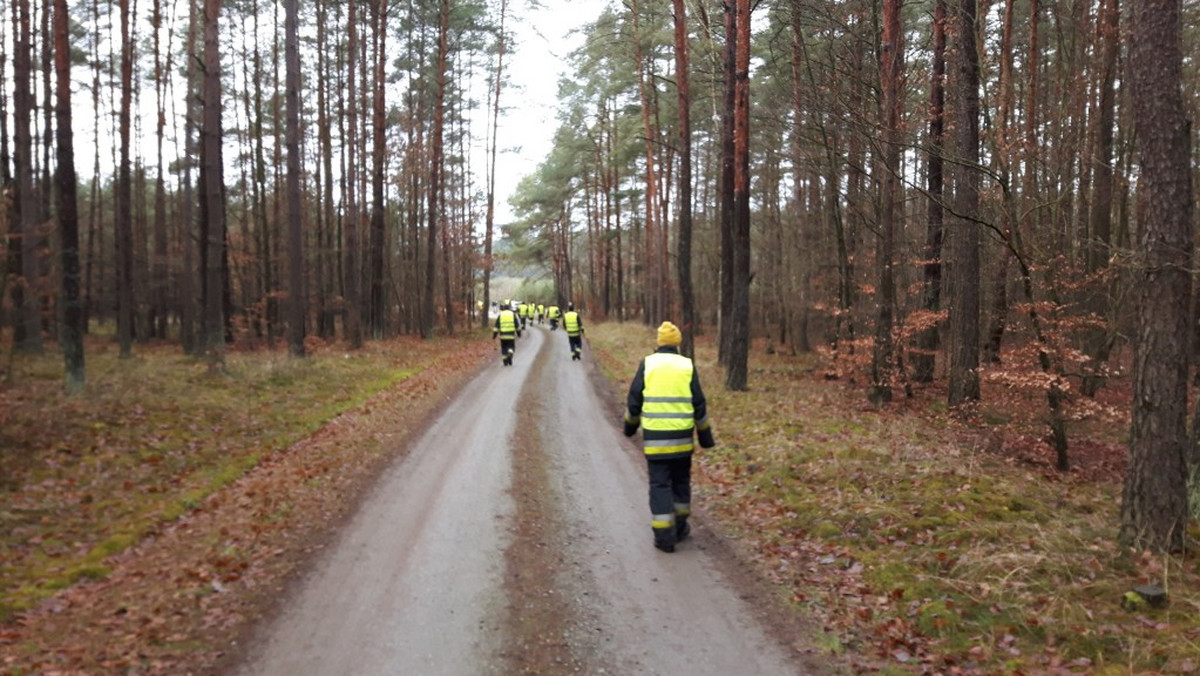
[231,326,818,675]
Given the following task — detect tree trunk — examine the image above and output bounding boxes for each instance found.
[0,7,15,343]
[116,0,135,357]
[718,0,735,364]
[1080,0,1120,397]
[368,0,388,339]
[200,0,226,369]
[673,0,695,358]
[870,0,904,404]
[423,0,448,339]
[3,0,24,348]
[913,0,946,383]
[787,0,812,355]
[982,0,1017,366]
[1121,0,1192,553]
[284,0,305,356]
[343,0,363,347]
[946,0,981,406]
[482,0,508,328]
[54,0,84,392]
[316,0,335,340]
[724,0,751,392]
[151,0,169,340]
[630,0,661,325]
[12,0,43,354]
[179,0,199,355]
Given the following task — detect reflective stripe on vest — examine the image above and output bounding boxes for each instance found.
[564,311,581,335]
[641,352,695,456]
[498,310,517,337]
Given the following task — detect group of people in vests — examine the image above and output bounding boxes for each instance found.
[491,300,583,365]
[494,303,716,555]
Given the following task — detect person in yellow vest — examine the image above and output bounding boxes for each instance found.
[547,304,561,330]
[492,301,521,366]
[537,303,546,324]
[623,321,715,552]
[563,302,584,360]
[517,301,529,330]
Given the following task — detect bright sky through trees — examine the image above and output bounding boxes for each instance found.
[490,0,611,224]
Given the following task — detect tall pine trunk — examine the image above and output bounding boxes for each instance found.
[54,0,84,392]
[1,9,17,344]
[481,0,507,328]
[718,0,735,365]
[368,0,388,339]
[343,0,363,347]
[870,0,904,404]
[913,0,946,383]
[151,0,169,339]
[946,0,981,406]
[630,0,661,325]
[673,0,695,357]
[116,0,135,357]
[1121,0,1192,553]
[12,0,43,354]
[724,0,751,391]
[284,0,305,356]
[423,0,448,339]
[200,0,226,369]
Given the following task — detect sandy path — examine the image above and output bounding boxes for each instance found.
[231,326,816,675]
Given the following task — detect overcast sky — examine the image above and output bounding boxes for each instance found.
[2,0,613,230]
[488,0,612,224]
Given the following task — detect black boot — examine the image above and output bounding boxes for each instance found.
[675,516,690,542]
[653,526,676,553]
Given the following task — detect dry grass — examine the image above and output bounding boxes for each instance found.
[0,336,451,623]
[587,322,1200,675]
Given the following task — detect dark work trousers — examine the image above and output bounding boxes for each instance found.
[568,334,583,354]
[647,454,692,521]
[499,338,515,356]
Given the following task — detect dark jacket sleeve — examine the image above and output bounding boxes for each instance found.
[692,367,715,448]
[623,359,646,436]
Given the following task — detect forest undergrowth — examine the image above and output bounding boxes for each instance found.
[587,323,1200,675]
[0,331,494,675]
[1,323,1197,675]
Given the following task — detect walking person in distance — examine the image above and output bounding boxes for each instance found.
[563,302,584,360]
[493,301,521,366]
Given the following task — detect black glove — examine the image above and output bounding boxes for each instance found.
[623,421,638,437]
[698,426,715,449]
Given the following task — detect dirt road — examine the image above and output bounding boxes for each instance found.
[232,326,817,675]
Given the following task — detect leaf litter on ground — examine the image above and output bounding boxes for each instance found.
[586,322,1199,675]
[1,333,493,675]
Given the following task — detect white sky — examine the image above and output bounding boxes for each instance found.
[488,0,612,224]
[2,0,613,232]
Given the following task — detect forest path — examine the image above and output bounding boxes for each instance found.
[231,324,812,675]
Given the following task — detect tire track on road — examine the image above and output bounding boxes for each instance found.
[497,329,611,675]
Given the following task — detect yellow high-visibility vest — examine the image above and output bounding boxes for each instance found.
[640,352,695,455]
[497,310,518,338]
[563,311,581,336]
